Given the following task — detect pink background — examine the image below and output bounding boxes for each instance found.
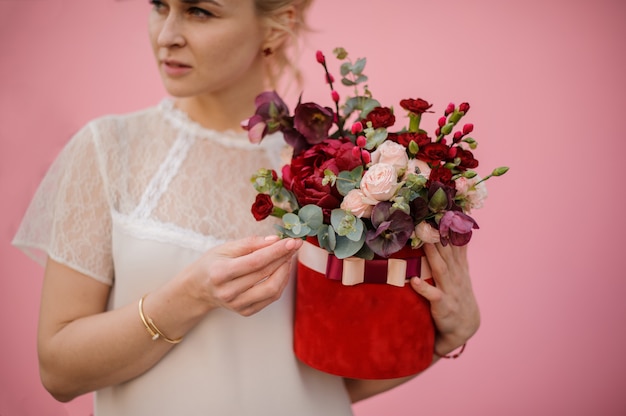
[1,0,625,415]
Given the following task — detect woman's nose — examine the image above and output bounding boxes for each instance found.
[157,13,186,48]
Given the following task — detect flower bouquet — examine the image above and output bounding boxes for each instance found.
[244,48,507,379]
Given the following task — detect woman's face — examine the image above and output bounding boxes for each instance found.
[149,0,267,99]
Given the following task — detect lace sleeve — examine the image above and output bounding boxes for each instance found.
[13,121,114,285]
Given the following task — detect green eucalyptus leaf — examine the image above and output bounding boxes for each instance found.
[341,78,356,87]
[317,224,336,252]
[340,62,352,76]
[352,58,367,75]
[298,204,324,235]
[355,75,368,84]
[333,234,366,259]
[359,98,382,118]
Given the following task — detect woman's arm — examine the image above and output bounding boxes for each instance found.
[343,242,480,402]
[37,235,302,402]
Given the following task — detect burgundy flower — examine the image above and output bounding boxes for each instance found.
[439,210,479,246]
[365,202,414,258]
[428,166,455,188]
[454,148,479,170]
[417,142,450,164]
[293,102,334,145]
[251,194,274,221]
[361,106,396,129]
[389,131,431,148]
[399,98,433,115]
[243,91,291,143]
[428,181,457,211]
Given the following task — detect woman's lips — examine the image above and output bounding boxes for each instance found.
[162,60,192,77]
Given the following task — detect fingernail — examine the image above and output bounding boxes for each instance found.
[264,235,280,242]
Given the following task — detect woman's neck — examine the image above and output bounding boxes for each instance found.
[174,92,259,133]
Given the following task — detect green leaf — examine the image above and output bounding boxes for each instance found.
[333,234,366,259]
[336,166,363,196]
[341,78,356,87]
[298,204,323,236]
[355,75,369,84]
[317,224,336,252]
[352,58,367,75]
[333,47,348,60]
[340,62,351,76]
[428,188,449,212]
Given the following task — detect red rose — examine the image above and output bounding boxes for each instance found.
[361,106,395,129]
[417,142,449,164]
[251,193,274,221]
[399,98,432,114]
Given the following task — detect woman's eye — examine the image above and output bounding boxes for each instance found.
[188,7,214,18]
[149,0,166,12]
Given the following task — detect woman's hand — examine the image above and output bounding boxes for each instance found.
[409,243,480,356]
[181,235,303,317]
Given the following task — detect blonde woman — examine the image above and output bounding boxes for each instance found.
[13,1,479,414]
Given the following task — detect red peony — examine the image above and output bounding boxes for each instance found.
[283,138,362,220]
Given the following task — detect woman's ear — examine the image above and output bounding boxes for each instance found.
[261,5,297,52]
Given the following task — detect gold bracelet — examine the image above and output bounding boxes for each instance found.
[138,294,183,344]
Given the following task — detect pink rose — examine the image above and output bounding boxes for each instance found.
[414,221,441,244]
[340,189,374,218]
[360,163,400,203]
[371,141,409,174]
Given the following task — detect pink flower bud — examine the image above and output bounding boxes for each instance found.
[448,146,458,158]
[316,50,325,64]
[445,103,455,116]
[438,116,447,127]
[463,123,474,135]
[453,131,463,143]
[351,122,363,135]
[435,127,441,136]
[331,90,340,103]
[352,146,361,159]
[356,136,367,148]
[459,102,470,113]
[326,73,335,84]
[361,150,371,164]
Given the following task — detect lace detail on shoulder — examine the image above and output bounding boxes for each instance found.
[132,132,194,219]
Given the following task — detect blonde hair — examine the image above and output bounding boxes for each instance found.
[255,0,313,91]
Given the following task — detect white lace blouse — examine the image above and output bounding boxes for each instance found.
[13,99,353,416]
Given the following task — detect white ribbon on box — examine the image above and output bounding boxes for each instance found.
[298,241,432,287]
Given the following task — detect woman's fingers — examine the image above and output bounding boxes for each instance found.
[410,276,442,303]
[196,236,302,315]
